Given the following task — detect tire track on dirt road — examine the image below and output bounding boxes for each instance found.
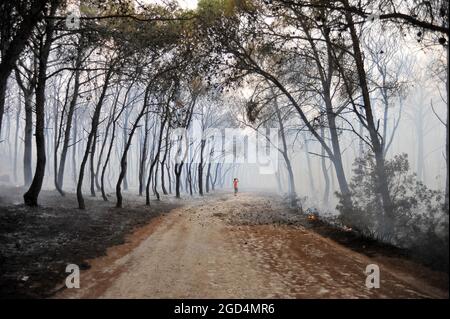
[56,193,448,299]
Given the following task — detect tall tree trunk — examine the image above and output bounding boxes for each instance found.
[146,110,167,205]
[305,20,353,215]
[23,5,56,206]
[72,108,78,186]
[445,45,449,215]
[77,67,113,209]
[101,120,116,201]
[0,76,8,141]
[116,85,151,208]
[139,111,150,196]
[89,132,98,196]
[154,161,160,200]
[23,90,33,186]
[13,98,22,182]
[343,1,395,232]
[99,83,129,201]
[122,107,131,191]
[206,162,211,193]
[175,163,183,198]
[198,139,205,196]
[273,94,297,206]
[320,126,330,206]
[304,138,316,195]
[212,162,221,191]
[57,58,82,195]
[160,126,170,195]
[95,114,112,191]
[416,113,425,181]
[167,162,172,194]
[188,163,194,196]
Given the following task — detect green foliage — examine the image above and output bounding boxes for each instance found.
[197,0,256,20]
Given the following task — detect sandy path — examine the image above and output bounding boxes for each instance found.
[57,193,448,299]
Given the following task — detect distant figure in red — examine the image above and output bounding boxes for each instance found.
[233,178,239,196]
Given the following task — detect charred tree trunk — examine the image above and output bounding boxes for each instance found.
[416,112,425,182]
[23,5,56,206]
[122,107,131,191]
[167,162,172,194]
[101,120,116,201]
[116,85,151,208]
[206,162,211,193]
[304,20,353,215]
[57,57,82,195]
[95,114,112,191]
[89,132,98,197]
[304,138,316,196]
[198,140,205,196]
[444,45,449,215]
[23,88,34,186]
[273,94,297,206]
[154,161,160,200]
[139,111,150,196]
[13,98,21,182]
[72,108,78,186]
[212,162,221,191]
[160,126,170,195]
[343,1,395,231]
[320,126,330,206]
[146,110,167,205]
[15,65,36,186]
[77,67,113,209]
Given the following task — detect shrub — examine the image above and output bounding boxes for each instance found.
[337,153,448,270]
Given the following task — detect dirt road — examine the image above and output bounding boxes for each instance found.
[57,192,448,299]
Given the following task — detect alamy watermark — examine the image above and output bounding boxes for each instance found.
[65,264,80,289]
[170,119,279,174]
[65,0,81,30]
[365,264,380,289]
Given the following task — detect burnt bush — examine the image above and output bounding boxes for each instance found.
[337,153,449,271]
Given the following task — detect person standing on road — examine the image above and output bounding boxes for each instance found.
[233,178,239,196]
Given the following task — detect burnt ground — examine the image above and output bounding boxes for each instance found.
[0,185,178,299]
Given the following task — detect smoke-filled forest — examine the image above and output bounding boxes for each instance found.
[0,0,448,300]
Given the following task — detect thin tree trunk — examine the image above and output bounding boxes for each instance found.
[57,59,82,195]
[72,108,78,187]
[160,126,170,195]
[154,161,160,200]
[273,94,297,206]
[445,44,449,214]
[23,90,33,186]
[116,85,151,208]
[122,107,131,191]
[146,110,168,205]
[13,98,22,182]
[89,132,98,196]
[343,1,395,232]
[139,111,150,196]
[198,140,205,195]
[320,126,330,206]
[77,67,113,209]
[206,162,211,193]
[95,114,112,191]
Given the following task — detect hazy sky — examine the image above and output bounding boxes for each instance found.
[143,0,198,9]
[178,0,198,9]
